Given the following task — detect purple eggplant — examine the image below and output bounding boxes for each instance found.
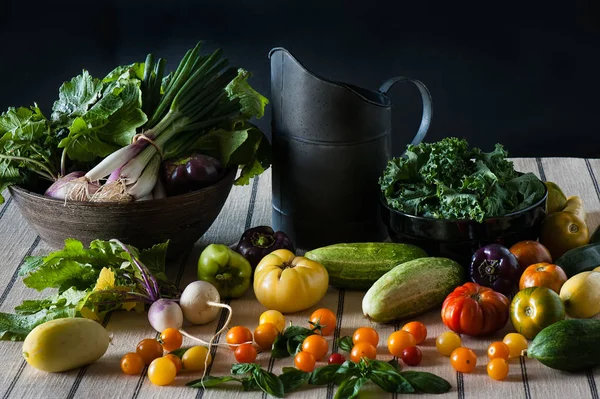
[236,226,295,268]
[470,243,521,296]
[161,153,223,196]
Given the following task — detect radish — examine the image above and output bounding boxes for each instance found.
[179,281,223,325]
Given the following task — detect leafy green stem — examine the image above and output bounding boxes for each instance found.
[0,154,57,181]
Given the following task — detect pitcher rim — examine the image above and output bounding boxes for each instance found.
[268,47,392,108]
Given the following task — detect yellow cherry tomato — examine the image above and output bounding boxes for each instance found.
[502,333,528,358]
[182,346,212,371]
[487,358,509,381]
[259,310,286,332]
[253,250,329,313]
[436,331,462,357]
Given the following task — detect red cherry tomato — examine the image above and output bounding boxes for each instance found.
[401,346,422,366]
[328,353,346,365]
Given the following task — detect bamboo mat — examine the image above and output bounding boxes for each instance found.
[0,158,598,399]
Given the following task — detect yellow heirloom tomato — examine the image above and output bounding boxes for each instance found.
[253,249,329,313]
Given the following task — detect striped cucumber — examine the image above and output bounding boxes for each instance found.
[305,243,427,290]
[362,257,465,323]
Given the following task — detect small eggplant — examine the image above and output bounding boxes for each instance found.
[161,153,224,196]
[236,226,295,268]
[470,243,521,296]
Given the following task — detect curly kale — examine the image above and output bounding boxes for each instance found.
[380,137,546,222]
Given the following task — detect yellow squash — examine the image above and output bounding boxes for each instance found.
[253,249,329,313]
[23,318,110,372]
[559,271,600,319]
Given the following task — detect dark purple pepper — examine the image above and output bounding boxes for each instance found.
[470,243,521,296]
[236,226,295,268]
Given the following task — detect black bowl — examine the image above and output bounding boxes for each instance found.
[381,187,548,267]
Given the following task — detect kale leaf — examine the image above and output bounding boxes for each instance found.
[380,137,545,222]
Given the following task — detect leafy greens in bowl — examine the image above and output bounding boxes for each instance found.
[379,137,546,222]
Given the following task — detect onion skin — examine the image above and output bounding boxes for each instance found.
[44,171,100,201]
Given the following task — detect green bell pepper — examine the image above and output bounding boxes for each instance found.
[197,244,252,298]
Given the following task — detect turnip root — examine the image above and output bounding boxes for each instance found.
[179,281,222,325]
[148,299,183,332]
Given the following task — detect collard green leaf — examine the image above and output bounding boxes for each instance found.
[225,69,269,119]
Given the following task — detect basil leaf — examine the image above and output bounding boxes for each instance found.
[186,375,241,388]
[308,364,341,385]
[241,376,260,391]
[284,325,313,338]
[334,377,368,399]
[387,358,402,372]
[337,336,353,352]
[334,361,360,385]
[279,368,310,393]
[168,347,189,359]
[272,334,290,358]
[253,369,285,398]
[370,359,401,373]
[369,370,414,393]
[287,335,304,356]
[231,363,257,375]
[401,371,452,394]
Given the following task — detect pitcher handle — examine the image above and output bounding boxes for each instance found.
[378,77,433,146]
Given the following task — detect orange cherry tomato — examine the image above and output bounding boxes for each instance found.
[234,343,257,363]
[302,335,329,361]
[120,352,145,375]
[350,342,377,363]
[519,263,568,293]
[294,351,316,372]
[487,341,510,360]
[136,338,164,365]
[387,330,417,357]
[487,358,510,381]
[450,347,477,373]
[352,327,379,347]
[254,323,280,350]
[509,241,553,272]
[160,328,183,352]
[309,308,337,336]
[226,326,253,349]
[401,321,427,345]
[163,354,183,373]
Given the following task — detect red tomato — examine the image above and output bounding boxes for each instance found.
[519,263,568,293]
[234,343,257,363]
[441,282,510,336]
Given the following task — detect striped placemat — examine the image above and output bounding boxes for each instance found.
[0,158,598,399]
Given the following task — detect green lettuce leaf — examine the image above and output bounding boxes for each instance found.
[139,241,169,281]
[0,308,75,341]
[51,70,103,125]
[225,69,269,119]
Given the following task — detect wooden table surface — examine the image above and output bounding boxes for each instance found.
[0,158,599,399]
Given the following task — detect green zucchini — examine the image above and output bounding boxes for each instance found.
[554,242,600,277]
[527,319,600,372]
[305,243,427,290]
[362,257,465,323]
[590,225,600,244]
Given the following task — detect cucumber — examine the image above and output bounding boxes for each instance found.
[305,243,427,290]
[590,225,600,244]
[362,257,465,323]
[527,319,600,372]
[554,242,600,277]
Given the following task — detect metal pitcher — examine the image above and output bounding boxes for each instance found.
[269,47,433,249]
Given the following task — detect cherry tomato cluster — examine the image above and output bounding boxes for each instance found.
[436,329,529,380]
[120,328,211,386]
[293,308,339,372]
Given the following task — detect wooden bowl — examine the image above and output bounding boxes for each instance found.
[8,168,236,257]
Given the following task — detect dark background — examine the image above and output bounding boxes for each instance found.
[1,0,598,157]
